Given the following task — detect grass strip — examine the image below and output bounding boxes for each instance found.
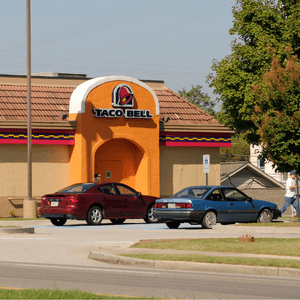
[132,238,300,257]
[0,288,158,299]
[0,226,19,228]
[236,221,300,227]
[122,254,300,269]
[0,218,46,221]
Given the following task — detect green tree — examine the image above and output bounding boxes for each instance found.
[252,53,300,172]
[178,85,217,117]
[220,133,250,162]
[207,0,300,144]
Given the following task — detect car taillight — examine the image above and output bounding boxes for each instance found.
[68,196,78,204]
[155,202,193,209]
[176,203,193,209]
[155,203,167,208]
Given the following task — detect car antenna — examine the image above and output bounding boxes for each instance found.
[222,173,236,188]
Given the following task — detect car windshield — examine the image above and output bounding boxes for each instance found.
[56,183,98,194]
[173,187,210,199]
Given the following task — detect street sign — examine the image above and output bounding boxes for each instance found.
[203,154,210,174]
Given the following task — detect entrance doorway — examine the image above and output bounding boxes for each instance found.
[95,160,121,183]
[94,138,144,189]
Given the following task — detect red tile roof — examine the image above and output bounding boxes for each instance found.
[0,84,218,125]
[157,88,218,125]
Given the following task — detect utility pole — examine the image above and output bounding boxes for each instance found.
[23,0,36,218]
[296,173,300,219]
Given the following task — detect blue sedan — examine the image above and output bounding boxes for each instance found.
[153,186,281,229]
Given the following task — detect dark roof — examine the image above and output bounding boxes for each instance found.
[220,162,285,188]
[0,84,218,125]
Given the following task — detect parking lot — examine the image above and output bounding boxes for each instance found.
[1,219,300,267]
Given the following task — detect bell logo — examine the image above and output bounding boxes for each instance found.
[112,84,134,108]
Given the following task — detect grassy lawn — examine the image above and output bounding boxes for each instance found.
[236,221,300,227]
[0,218,46,221]
[0,288,159,299]
[128,238,300,268]
[132,238,300,256]
[123,253,300,269]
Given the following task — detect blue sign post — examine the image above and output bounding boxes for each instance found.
[203,154,210,186]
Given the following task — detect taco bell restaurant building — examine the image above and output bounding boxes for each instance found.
[0,74,233,217]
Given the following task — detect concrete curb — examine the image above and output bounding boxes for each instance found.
[0,227,35,234]
[88,251,300,279]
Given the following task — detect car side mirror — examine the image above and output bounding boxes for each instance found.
[246,197,252,202]
[136,192,142,197]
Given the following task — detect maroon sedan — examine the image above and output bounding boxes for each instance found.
[40,182,159,226]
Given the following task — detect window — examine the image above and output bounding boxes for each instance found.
[258,157,265,172]
[282,173,288,183]
[115,184,136,196]
[98,184,116,195]
[57,183,97,194]
[221,188,247,201]
[207,189,223,201]
[173,187,209,199]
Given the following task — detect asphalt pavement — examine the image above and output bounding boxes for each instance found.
[1,218,300,278]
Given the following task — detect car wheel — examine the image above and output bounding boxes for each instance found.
[144,204,159,223]
[166,221,181,229]
[50,218,67,226]
[257,209,272,223]
[201,211,217,229]
[86,206,103,225]
[110,218,126,224]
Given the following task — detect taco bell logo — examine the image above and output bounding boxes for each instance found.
[112,84,134,108]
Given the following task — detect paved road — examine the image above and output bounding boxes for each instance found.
[1,260,300,299]
[1,219,300,299]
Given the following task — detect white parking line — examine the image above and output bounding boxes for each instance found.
[0,237,55,240]
[15,263,159,275]
[84,241,133,244]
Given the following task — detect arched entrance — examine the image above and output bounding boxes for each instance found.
[69,76,160,197]
[94,138,145,190]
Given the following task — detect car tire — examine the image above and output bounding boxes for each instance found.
[166,221,181,229]
[257,209,272,223]
[110,218,126,224]
[201,211,217,229]
[50,218,67,226]
[86,206,103,225]
[144,204,159,223]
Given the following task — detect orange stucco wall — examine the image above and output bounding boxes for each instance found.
[69,77,160,197]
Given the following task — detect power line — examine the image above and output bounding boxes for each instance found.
[0,0,188,53]
[39,1,235,70]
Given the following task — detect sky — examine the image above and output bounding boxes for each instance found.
[1,0,236,106]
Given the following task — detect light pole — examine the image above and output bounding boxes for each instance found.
[296,172,300,219]
[23,0,36,218]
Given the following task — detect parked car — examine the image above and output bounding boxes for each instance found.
[153,186,281,229]
[40,182,159,226]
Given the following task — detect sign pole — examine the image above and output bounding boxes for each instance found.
[203,154,210,186]
[23,0,37,218]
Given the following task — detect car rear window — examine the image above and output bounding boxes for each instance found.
[56,183,97,194]
[173,187,209,199]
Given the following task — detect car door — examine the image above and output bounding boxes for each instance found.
[220,188,256,222]
[206,188,229,222]
[97,184,126,218]
[114,184,145,218]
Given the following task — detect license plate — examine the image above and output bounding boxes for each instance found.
[51,201,59,207]
[168,203,176,208]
